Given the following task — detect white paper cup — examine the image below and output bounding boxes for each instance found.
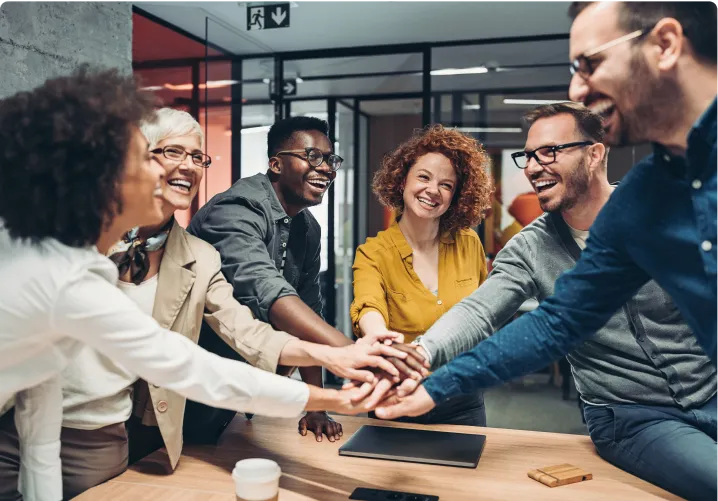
[232,458,281,501]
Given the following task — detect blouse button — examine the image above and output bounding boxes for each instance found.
[701,240,712,252]
[437,299,443,305]
[284,218,289,224]
[692,179,702,190]
[157,401,169,413]
[282,242,287,248]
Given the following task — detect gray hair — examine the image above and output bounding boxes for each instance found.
[140,107,204,150]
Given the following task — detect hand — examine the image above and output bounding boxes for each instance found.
[374,385,436,420]
[327,379,396,415]
[298,411,342,442]
[357,329,405,346]
[384,343,430,381]
[320,342,420,383]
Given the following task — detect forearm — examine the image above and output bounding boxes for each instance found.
[422,300,595,404]
[269,295,351,347]
[299,367,324,391]
[304,385,338,412]
[357,310,388,338]
[279,339,332,368]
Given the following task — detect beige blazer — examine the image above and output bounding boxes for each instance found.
[141,220,294,470]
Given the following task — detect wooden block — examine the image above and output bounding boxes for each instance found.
[528,463,593,487]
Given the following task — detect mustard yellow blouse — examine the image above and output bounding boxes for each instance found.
[350,222,488,344]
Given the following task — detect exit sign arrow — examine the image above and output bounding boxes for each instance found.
[283,80,295,95]
[271,6,287,26]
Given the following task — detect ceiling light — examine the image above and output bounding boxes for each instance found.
[462,104,481,110]
[430,66,488,76]
[140,85,165,92]
[163,80,239,91]
[503,99,570,105]
[262,78,271,84]
[295,77,304,83]
[457,127,522,133]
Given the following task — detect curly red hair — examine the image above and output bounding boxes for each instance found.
[372,124,493,235]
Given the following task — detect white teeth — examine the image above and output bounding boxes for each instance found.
[168,179,192,193]
[589,100,615,117]
[308,179,328,188]
[534,179,558,189]
[418,197,438,208]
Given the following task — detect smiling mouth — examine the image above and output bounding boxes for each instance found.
[533,179,559,193]
[306,179,329,191]
[417,196,439,208]
[588,99,616,128]
[167,179,192,193]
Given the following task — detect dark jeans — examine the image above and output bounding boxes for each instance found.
[583,395,717,501]
[371,391,486,427]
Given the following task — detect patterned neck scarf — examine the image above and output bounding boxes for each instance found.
[109,218,173,285]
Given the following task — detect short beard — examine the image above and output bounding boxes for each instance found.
[280,182,321,209]
[615,51,684,146]
[540,156,591,213]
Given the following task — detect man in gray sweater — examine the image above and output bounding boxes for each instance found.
[403,103,715,501]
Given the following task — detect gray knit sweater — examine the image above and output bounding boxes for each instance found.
[421,211,715,409]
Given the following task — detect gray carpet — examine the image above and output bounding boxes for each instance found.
[485,374,588,435]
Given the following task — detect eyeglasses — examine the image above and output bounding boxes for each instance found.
[511,141,594,169]
[275,147,344,172]
[150,146,211,168]
[570,28,650,79]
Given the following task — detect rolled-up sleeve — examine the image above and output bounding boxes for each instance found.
[190,196,297,322]
[203,249,295,374]
[350,244,389,337]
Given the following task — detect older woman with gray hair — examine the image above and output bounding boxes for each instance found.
[0,107,409,499]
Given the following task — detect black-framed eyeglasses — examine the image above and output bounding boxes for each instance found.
[150,146,211,168]
[275,147,344,172]
[511,141,594,169]
[570,28,652,79]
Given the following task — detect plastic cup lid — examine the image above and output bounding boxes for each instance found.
[232,458,281,483]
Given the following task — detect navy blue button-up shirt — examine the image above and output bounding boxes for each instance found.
[424,100,717,404]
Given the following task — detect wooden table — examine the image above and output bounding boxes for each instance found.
[78,416,680,500]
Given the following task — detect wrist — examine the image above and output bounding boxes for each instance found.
[305,386,338,412]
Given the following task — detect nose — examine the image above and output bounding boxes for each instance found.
[315,159,335,178]
[524,156,544,178]
[568,73,589,104]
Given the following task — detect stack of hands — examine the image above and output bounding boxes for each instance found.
[312,331,439,427]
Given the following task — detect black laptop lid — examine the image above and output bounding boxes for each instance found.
[338,425,486,468]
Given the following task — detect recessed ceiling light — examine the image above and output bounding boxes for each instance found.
[430,66,488,76]
[503,99,569,105]
[457,127,522,133]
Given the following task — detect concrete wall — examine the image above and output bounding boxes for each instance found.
[0,2,132,98]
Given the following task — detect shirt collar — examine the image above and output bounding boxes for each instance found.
[654,98,716,177]
[387,220,454,259]
[260,173,290,222]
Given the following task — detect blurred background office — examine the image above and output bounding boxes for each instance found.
[1,1,653,436]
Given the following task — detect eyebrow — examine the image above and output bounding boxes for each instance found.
[167,144,203,154]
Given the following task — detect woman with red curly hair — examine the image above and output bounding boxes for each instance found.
[350,124,493,426]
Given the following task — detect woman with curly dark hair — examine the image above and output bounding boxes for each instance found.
[350,124,493,426]
[0,68,382,500]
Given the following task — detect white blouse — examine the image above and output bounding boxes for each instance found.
[0,227,309,500]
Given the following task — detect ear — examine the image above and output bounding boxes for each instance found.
[587,143,606,173]
[651,18,684,72]
[268,156,282,175]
